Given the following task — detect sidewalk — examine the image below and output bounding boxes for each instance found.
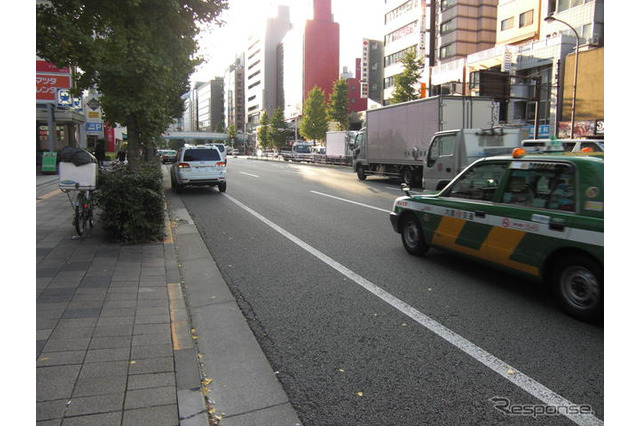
[36,168,301,426]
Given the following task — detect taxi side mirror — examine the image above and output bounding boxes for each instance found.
[401,183,412,197]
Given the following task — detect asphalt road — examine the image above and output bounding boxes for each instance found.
[172,157,603,426]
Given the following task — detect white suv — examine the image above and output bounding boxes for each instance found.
[170,145,227,193]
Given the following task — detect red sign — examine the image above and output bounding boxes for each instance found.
[36,74,72,102]
[36,60,70,74]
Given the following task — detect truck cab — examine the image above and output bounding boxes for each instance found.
[423,128,525,191]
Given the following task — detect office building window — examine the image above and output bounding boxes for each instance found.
[519,10,533,28]
[501,17,514,31]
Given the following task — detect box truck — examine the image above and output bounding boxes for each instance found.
[351,96,498,186]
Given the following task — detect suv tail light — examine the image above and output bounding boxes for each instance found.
[177,163,190,168]
[216,162,226,167]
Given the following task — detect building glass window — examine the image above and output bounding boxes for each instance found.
[519,10,533,28]
[501,17,514,31]
[441,19,456,34]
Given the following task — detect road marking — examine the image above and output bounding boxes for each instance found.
[240,172,260,178]
[223,192,603,426]
[36,189,62,203]
[310,191,389,213]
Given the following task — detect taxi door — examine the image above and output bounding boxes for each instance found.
[430,161,510,262]
[484,161,577,277]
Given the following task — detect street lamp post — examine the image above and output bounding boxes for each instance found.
[545,15,580,139]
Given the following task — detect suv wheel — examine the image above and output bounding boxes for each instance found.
[218,182,227,192]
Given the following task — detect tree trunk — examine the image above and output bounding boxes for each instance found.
[127,117,140,171]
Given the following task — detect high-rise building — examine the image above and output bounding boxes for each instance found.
[303,0,340,104]
[245,6,292,133]
[382,0,431,102]
[224,55,245,132]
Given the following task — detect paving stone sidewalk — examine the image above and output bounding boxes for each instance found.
[36,177,208,426]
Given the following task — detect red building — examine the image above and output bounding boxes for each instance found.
[346,58,368,114]
[304,0,339,103]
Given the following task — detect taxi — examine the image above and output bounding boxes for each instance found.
[390,148,604,321]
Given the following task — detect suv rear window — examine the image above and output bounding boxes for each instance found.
[183,149,221,162]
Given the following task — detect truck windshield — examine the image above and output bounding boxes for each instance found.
[293,145,311,153]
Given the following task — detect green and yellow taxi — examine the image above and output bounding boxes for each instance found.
[390,149,604,321]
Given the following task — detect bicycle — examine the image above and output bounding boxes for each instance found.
[60,181,95,237]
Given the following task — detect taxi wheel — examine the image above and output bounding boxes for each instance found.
[401,215,429,256]
[553,255,602,321]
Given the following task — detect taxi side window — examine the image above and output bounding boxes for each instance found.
[501,163,575,211]
[444,162,508,201]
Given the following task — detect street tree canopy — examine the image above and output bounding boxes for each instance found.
[299,86,328,142]
[327,79,349,131]
[390,48,425,104]
[268,107,288,151]
[36,0,227,170]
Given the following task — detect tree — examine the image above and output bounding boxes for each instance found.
[227,124,237,149]
[390,48,425,104]
[36,0,227,171]
[268,107,288,151]
[299,86,328,142]
[258,110,270,149]
[327,79,349,130]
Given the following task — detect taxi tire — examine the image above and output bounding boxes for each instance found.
[400,215,429,256]
[553,254,603,321]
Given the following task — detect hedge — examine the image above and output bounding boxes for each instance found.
[94,162,165,243]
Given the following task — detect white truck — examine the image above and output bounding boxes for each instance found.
[312,131,355,165]
[283,141,314,162]
[422,127,526,190]
[352,96,498,186]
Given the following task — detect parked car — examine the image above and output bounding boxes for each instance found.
[170,145,226,193]
[390,149,603,321]
[206,143,227,165]
[158,149,177,163]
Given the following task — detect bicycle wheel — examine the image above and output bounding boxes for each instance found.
[74,204,87,235]
[74,192,89,236]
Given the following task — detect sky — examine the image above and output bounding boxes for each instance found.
[191,0,384,83]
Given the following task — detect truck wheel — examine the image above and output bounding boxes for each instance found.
[553,255,602,321]
[356,164,367,181]
[402,168,414,186]
[400,215,429,256]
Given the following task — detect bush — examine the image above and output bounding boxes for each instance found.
[94,162,165,243]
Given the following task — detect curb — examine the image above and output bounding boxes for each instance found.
[163,175,302,426]
[165,207,212,425]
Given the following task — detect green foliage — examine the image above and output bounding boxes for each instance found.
[328,79,349,130]
[300,86,328,142]
[390,48,425,104]
[268,107,288,150]
[94,162,166,243]
[258,110,270,148]
[36,0,227,171]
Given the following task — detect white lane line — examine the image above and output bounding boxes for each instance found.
[310,190,390,213]
[240,171,260,178]
[223,192,603,426]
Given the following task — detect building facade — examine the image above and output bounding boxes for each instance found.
[303,0,340,104]
[245,6,292,133]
